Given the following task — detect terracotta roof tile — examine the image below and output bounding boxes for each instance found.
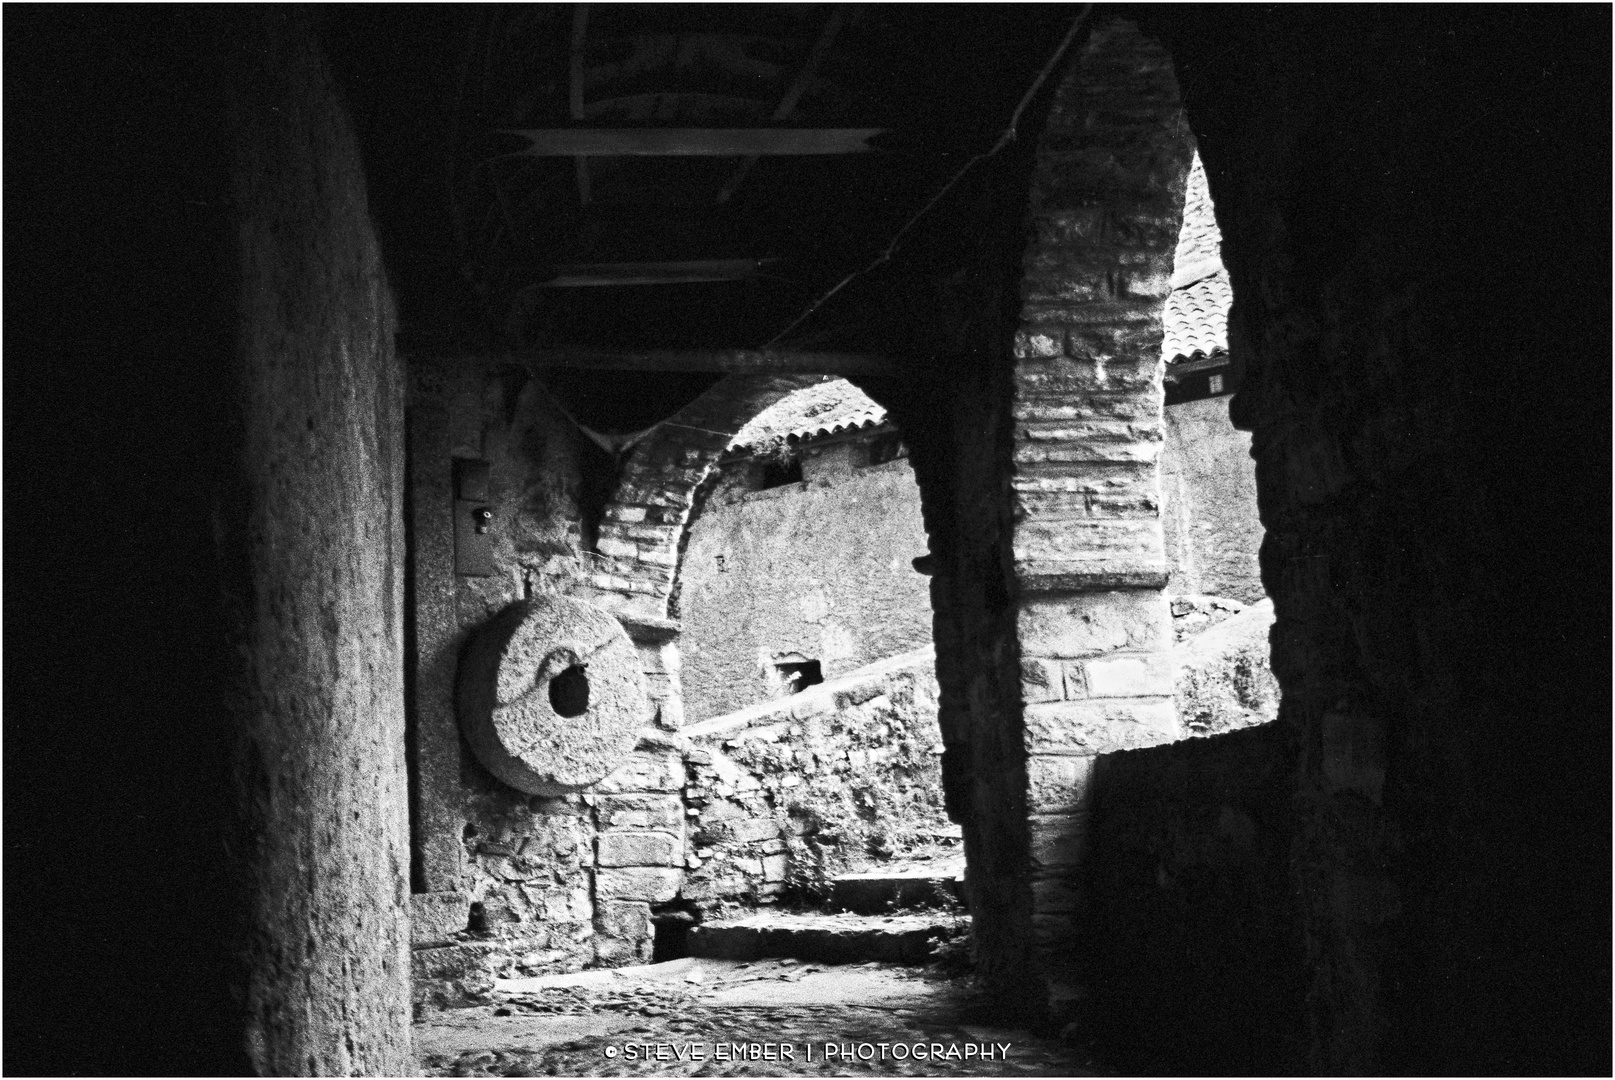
[1163,154,1230,364]
[731,378,886,450]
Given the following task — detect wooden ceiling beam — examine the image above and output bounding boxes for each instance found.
[433,347,903,377]
[569,5,592,205]
[501,128,887,156]
[716,8,849,202]
[525,259,776,287]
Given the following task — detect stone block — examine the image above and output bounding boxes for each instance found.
[594,934,652,966]
[598,793,684,831]
[1028,814,1090,869]
[411,940,499,992]
[1081,652,1174,698]
[594,749,685,793]
[595,867,683,903]
[1018,591,1171,658]
[1026,755,1096,814]
[724,817,781,844]
[1014,327,1066,359]
[762,853,789,882]
[596,831,682,868]
[1025,698,1178,755]
[411,891,470,948]
[594,899,653,940]
[596,536,639,560]
[1020,657,1064,703]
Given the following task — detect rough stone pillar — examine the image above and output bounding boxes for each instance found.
[1008,19,1196,1007]
[227,11,412,1073]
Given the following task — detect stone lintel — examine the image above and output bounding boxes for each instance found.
[1016,561,1170,593]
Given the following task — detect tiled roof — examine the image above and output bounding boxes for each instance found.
[1162,268,1232,363]
[731,378,886,451]
[1163,154,1229,364]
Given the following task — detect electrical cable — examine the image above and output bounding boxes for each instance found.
[759,6,1094,348]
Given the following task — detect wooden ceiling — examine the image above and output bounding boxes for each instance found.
[326,5,1075,357]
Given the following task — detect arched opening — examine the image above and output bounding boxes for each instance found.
[668,378,959,937]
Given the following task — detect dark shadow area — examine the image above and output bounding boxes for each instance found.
[5,7,250,1074]
[1081,724,1306,1074]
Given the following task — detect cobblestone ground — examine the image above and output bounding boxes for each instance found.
[416,958,1099,1077]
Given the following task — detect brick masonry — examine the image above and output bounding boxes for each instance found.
[575,373,822,623]
[1001,17,1197,1007]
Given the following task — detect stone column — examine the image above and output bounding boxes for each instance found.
[1009,19,1196,1008]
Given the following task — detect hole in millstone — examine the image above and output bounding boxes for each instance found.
[548,664,590,717]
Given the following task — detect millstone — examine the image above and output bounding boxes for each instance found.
[458,596,649,794]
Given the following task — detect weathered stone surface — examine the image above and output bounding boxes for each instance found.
[679,425,933,723]
[594,748,686,793]
[1080,652,1174,698]
[1025,698,1178,756]
[412,942,499,1010]
[1174,599,1279,737]
[458,595,652,795]
[830,865,965,914]
[722,818,782,845]
[1019,591,1172,659]
[1028,815,1089,870]
[593,900,653,941]
[596,831,682,868]
[1160,397,1264,603]
[597,793,684,831]
[412,892,472,948]
[595,867,682,903]
[229,15,412,1072]
[1021,657,1065,703]
[1026,755,1096,815]
[684,650,952,904]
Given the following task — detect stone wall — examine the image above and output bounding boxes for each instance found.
[407,361,683,1007]
[225,11,413,1072]
[1160,396,1263,603]
[679,433,932,722]
[1152,7,1611,1073]
[681,650,950,908]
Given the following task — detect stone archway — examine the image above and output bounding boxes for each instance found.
[576,373,824,624]
[937,16,1200,1015]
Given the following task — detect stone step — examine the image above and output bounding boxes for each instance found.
[688,911,968,966]
[830,862,966,914]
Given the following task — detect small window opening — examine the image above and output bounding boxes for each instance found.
[775,659,823,695]
[650,905,698,962]
[760,458,803,489]
[867,432,905,466]
[548,664,590,717]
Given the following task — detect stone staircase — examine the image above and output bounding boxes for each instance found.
[688,858,967,966]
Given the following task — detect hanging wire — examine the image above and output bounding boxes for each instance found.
[759,5,1094,348]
